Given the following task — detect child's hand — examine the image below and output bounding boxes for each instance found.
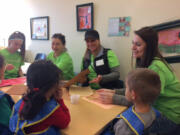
[89,75,102,84]
[54,89,63,101]
[5,64,14,71]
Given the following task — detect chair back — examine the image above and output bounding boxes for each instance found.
[35,53,46,61]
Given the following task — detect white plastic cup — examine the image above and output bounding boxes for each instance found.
[70,94,80,104]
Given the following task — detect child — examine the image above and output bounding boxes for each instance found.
[103,68,161,135]
[0,31,25,79]
[9,60,70,135]
[0,54,14,134]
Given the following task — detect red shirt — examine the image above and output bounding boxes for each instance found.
[19,99,70,134]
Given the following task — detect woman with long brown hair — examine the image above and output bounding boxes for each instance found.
[98,27,180,135]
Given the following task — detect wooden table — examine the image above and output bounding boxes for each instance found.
[1,85,127,135]
[1,85,23,102]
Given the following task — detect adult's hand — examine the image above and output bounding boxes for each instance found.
[97,91,114,104]
[96,88,115,93]
[89,75,102,84]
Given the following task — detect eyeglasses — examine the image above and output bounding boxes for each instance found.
[132,40,141,46]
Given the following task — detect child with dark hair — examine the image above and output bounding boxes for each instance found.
[0,54,14,134]
[102,68,161,135]
[47,33,74,80]
[0,31,25,79]
[9,60,70,135]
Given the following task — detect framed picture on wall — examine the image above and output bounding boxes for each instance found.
[76,3,93,31]
[30,16,49,40]
[152,19,180,63]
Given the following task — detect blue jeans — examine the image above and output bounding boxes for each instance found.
[144,114,179,135]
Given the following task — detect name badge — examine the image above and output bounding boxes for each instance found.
[96,59,104,66]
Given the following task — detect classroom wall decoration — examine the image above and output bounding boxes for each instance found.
[30,16,49,40]
[108,17,131,37]
[76,3,93,31]
[158,29,180,53]
[152,20,180,56]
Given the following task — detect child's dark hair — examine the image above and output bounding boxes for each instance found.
[52,33,66,45]
[8,31,26,60]
[20,60,62,120]
[126,68,161,104]
[0,54,4,69]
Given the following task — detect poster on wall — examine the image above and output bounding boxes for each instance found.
[158,28,180,55]
[76,3,93,31]
[152,20,180,57]
[151,19,180,64]
[30,16,49,40]
[108,17,131,36]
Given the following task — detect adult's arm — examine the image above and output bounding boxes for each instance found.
[100,66,120,84]
[97,88,132,106]
[100,49,120,84]
[115,88,125,95]
[112,94,132,106]
[113,88,132,106]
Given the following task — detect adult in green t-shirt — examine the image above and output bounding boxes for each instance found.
[81,30,121,89]
[0,31,25,79]
[97,27,180,134]
[47,33,74,80]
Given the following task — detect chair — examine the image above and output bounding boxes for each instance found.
[34,53,46,61]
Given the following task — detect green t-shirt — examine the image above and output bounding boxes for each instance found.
[82,49,120,89]
[0,49,24,79]
[47,51,74,80]
[149,57,180,124]
[0,94,12,127]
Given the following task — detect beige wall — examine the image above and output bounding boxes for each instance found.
[0,0,180,80]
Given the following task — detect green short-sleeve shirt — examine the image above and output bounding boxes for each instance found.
[47,52,74,80]
[83,49,120,89]
[0,48,24,79]
[148,57,180,124]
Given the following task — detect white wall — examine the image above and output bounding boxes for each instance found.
[0,0,31,46]
[0,0,180,80]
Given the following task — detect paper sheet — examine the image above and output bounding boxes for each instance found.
[82,93,115,109]
[0,77,26,87]
[108,18,120,36]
